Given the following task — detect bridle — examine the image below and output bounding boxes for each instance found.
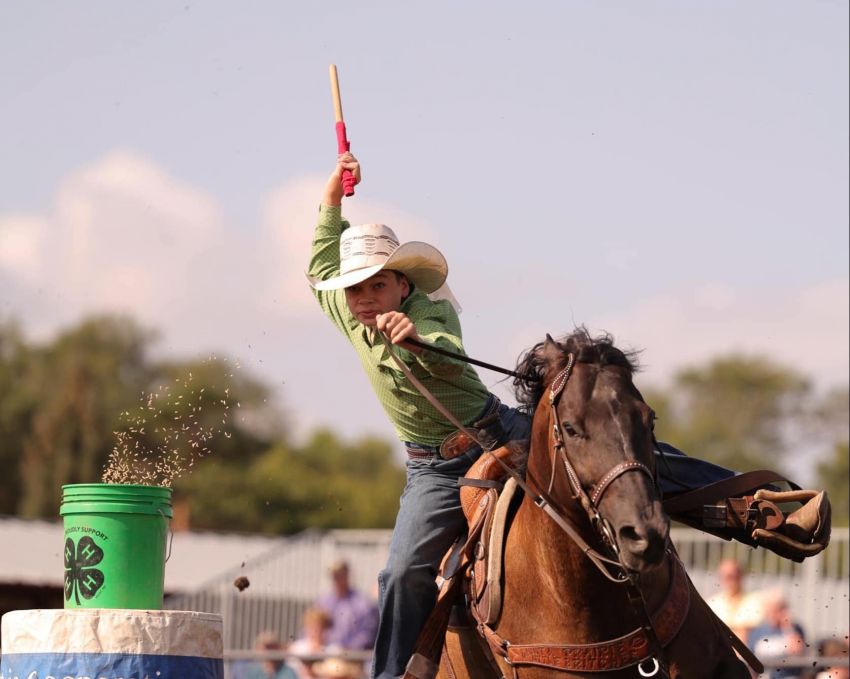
[545,354,658,560]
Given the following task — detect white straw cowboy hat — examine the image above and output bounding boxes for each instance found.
[310,223,448,294]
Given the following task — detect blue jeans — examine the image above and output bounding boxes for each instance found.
[654,441,737,495]
[371,407,733,678]
[371,398,532,679]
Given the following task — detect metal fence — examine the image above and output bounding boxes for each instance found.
[217,651,849,679]
[166,529,391,649]
[675,527,849,643]
[166,527,849,653]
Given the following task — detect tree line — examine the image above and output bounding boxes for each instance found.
[0,314,846,532]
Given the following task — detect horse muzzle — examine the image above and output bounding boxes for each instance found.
[615,504,670,572]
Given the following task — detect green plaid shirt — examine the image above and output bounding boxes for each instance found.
[308,204,490,447]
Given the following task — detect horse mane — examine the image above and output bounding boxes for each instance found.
[513,326,640,414]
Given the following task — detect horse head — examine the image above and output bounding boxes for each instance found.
[515,328,669,574]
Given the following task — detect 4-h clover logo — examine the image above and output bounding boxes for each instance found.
[64,535,105,605]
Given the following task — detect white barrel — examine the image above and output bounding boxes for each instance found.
[1,609,223,679]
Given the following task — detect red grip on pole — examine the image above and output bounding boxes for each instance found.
[336,122,355,197]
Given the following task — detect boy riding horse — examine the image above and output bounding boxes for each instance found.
[307,152,830,679]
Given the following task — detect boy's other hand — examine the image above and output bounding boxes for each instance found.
[377,312,422,351]
[323,152,361,207]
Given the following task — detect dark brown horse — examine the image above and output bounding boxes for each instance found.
[438,330,751,679]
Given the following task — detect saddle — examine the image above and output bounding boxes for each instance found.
[466,472,521,627]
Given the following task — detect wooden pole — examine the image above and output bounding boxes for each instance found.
[329,64,344,123]
[328,64,355,196]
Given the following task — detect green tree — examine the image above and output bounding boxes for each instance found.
[0,320,32,513]
[104,356,277,486]
[816,441,849,526]
[177,429,405,534]
[809,388,849,526]
[2,314,278,519]
[2,313,407,532]
[652,355,810,473]
[805,387,849,450]
[15,316,154,517]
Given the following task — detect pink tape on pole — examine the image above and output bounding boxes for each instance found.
[336,122,355,197]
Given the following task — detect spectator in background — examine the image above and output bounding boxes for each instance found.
[708,559,765,642]
[814,638,849,679]
[747,590,806,679]
[245,631,298,679]
[317,560,379,650]
[288,607,337,679]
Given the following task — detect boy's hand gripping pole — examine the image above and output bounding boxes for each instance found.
[329,64,355,197]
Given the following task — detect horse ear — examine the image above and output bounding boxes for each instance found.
[542,333,562,368]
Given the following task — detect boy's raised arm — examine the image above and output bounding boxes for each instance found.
[308,153,361,283]
[322,152,360,208]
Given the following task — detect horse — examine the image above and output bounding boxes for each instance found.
[436,329,752,679]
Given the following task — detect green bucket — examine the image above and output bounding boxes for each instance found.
[60,483,173,610]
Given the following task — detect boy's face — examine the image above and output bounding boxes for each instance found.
[344,270,409,326]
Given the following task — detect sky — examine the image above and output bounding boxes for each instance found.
[1,2,848,481]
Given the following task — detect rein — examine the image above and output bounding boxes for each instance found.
[402,337,538,382]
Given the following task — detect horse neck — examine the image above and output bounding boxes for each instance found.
[509,495,674,645]
[509,412,615,624]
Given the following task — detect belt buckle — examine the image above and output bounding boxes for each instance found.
[440,430,476,460]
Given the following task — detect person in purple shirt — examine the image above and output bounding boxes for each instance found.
[317,560,379,651]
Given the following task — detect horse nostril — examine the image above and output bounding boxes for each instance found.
[618,525,647,550]
[618,521,668,566]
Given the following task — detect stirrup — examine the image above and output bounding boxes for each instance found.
[751,489,831,561]
[701,495,784,533]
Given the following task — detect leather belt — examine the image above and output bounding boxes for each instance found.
[406,395,502,461]
[406,446,440,460]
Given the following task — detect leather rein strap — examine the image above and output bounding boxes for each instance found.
[662,469,799,515]
[403,337,536,381]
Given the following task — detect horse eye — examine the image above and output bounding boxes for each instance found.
[563,422,580,438]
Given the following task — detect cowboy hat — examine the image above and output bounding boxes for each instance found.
[310,223,448,294]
